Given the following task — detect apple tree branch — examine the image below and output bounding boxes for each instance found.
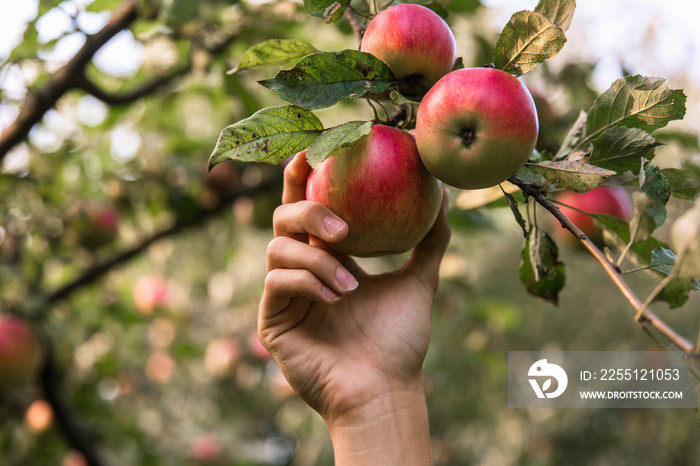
[509,175,695,353]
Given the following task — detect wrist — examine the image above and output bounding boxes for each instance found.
[324,378,431,466]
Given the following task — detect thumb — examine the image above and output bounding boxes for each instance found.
[404,188,451,294]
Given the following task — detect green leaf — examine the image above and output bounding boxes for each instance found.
[582,75,687,146]
[494,10,567,76]
[650,247,678,275]
[303,0,351,23]
[650,248,700,308]
[530,160,616,192]
[389,90,420,106]
[554,110,587,160]
[534,0,576,32]
[259,50,396,109]
[305,121,372,169]
[208,105,323,169]
[589,126,661,174]
[627,191,659,244]
[519,228,566,305]
[670,198,700,278]
[662,167,700,200]
[502,188,529,239]
[640,161,671,227]
[229,39,318,74]
[86,0,124,12]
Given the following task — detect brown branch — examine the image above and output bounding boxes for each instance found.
[510,176,695,353]
[40,171,283,310]
[74,64,191,105]
[40,343,104,466]
[0,0,140,161]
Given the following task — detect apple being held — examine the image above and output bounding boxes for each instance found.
[553,186,634,246]
[0,315,42,387]
[306,125,442,257]
[360,3,456,89]
[415,67,539,190]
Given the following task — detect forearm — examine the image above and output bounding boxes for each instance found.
[324,383,432,465]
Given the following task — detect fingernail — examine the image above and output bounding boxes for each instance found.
[336,267,359,292]
[322,286,341,302]
[323,216,347,237]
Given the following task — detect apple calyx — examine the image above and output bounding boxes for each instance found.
[460,128,476,147]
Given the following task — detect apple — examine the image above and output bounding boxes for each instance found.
[553,186,634,246]
[70,201,119,250]
[0,315,42,387]
[204,337,241,377]
[145,350,176,383]
[132,275,169,315]
[414,67,539,190]
[62,450,88,466]
[306,124,442,257]
[360,3,456,89]
[190,433,221,461]
[24,398,53,433]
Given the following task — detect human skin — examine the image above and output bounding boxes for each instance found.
[415,67,539,190]
[306,125,442,257]
[259,153,451,464]
[360,3,456,89]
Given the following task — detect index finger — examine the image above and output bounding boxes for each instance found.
[282,151,311,204]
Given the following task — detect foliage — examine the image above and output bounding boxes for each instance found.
[1,0,700,464]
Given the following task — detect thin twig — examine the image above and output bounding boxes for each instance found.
[40,343,104,466]
[510,176,694,352]
[37,171,283,313]
[0,0,140,160]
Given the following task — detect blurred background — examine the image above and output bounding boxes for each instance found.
[1,0,699,465]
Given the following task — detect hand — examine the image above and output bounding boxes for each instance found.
[258,152,450,464]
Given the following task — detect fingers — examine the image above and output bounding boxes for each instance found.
[282,151,311,204]
[405,189,452,293]
[273,200,348,244]
[264,237,359,301]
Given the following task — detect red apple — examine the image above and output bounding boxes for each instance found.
[360,4,456,89]
[204,337,241,377]
[70,201,119,249]
[24,399,53,433]
[132,276,169,315]
[553,186,634,245]
[0,316,42,387]
[306,125,442,257]
[415,67,539,190]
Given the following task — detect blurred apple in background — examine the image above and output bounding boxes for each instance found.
[190,433,221,462]
[24,399,53,433]
[204,337,241,377]
[552,186,634,246]
[0,315,42,387]
[132,276,169,315]
[67,200,119,250]
[62,450,88,466]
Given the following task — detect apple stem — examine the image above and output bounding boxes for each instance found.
[510,176,695,353]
